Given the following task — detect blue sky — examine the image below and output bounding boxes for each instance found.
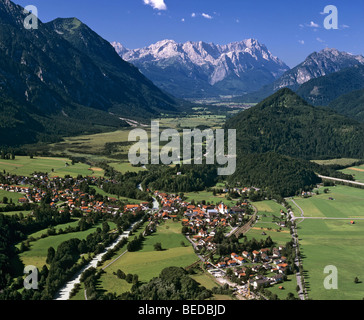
[14,0,364,67]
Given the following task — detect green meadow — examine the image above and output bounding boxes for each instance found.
[291,185,364,219]
[290,185,364,299]
[311,158,360,167]
[297,219,364,300]
[90,186,142,205]
[254,200,285,217]
[0,189,24,206]
[98,220,197,295]
[184,190,238,207]
[0,156,104,178]
[190,272,235,300]
[245,200,291,246]
[18,221,116,269]
[156,114,226,130]
[340,164,364,183]
[1,210,33,216]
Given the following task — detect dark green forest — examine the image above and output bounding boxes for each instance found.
[225,88,364,160]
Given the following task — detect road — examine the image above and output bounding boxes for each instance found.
[318,175,364,187]
[287,199,307,300]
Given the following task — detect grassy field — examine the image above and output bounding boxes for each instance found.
[98,220,197,295]
[90,186,142,205]
[245,200,291,246]
[49,129,132,156]
[184,191,238,207]
[47,128,146,174]
[18,221,116,269]
[289,185,364,300]
[340,164,364,183]
[311,158,360,166]
[38,108,230,174]
[190,272,235,300]
[291,185,364,219]
[108,162,146,174]
[298,219,364,300]
[266,274,299,300]
[0,189,24,206]
[0,156,104,178]
[1,210,33,216]
[156,114,226,130]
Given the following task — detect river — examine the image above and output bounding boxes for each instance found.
[54,184,159,300]
[53,220,140,300]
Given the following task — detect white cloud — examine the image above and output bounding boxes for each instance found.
[143,0,167,11]
[191,12,196,18]
[298,40,305,45]
[202,13,213,20]
[181,18,185,22]
[341,24,350,29]
[299,21,320,29]
[316,37,325,43]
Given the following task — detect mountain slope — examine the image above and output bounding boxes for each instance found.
[225,88,364,160]
[112,39,289,98]
[0,1,179,146]
[236,48,364,103]
[46,18,178,116]
[329,88,364,122]
[296,65,364,107]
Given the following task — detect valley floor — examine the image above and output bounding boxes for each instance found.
[1,146,364,300]
[288,185,364,300]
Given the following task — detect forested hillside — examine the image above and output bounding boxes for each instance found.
[226,88,364,160]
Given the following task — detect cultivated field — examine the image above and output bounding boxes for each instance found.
[340,164,364,183]
[17,221,116,269]
[297,218,364,300]
[290,185,364,299]
[0,156,104,178]
[98,220,197,295]
[245,200,292,246]
[291,185,364,219]
[156,114,226,130]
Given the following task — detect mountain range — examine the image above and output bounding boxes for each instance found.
[112,39,289,98]
[236,48,364,103]
[0,0,179,146]
[296,64,364,107]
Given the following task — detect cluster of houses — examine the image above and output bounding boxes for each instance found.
[152,190,251,251]
[0,175,150,216]
[206,246,290,290]
[1,172,293,296]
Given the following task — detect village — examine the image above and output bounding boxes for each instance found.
[0,172,294,299]
[0,173,151,216]
[151,190,293,299]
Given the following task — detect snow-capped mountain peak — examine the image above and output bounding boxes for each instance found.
[112,39,289,98]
